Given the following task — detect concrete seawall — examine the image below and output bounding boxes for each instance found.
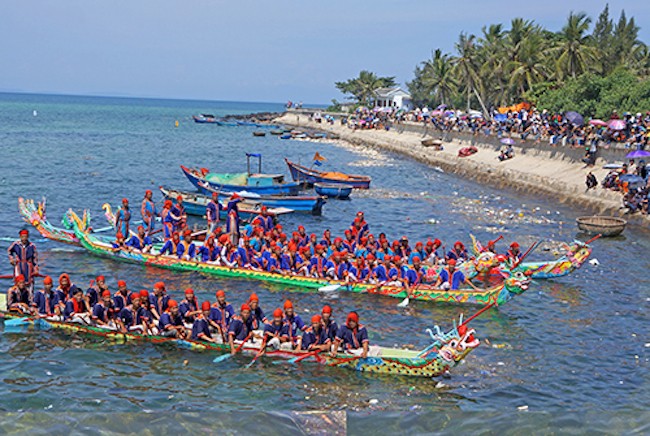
[275,113,649,227]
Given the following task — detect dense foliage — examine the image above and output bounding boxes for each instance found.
[403,5,649,114]
[335,70,396,106]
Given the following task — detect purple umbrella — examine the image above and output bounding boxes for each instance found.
[565,111,584,126]
[625,150,650,159]
[436,104,447,110]
[608,119,626,130]
[500,138,515,145]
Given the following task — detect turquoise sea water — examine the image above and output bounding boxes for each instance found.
[0,93,649,433]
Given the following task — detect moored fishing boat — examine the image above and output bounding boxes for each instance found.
[196,181,326,215]
[192,114,219,123]
[64,209,531,306]
[0,308,479,379]
[314,182,353,199]
[181,154,303,195]
[159,186,295,219]
[285,158,372,189]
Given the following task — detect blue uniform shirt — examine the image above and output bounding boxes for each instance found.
[191,317,212,340]
[437,269,466,290]
[336,324,369,351]
[301,327,330,350]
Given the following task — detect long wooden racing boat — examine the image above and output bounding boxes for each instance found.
[285,158,372,189]
[0,307,479,379]
[65,209,531,306]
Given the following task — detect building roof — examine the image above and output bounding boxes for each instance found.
[375,87,411,99]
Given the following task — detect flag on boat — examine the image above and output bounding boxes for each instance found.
[313,152,327,166]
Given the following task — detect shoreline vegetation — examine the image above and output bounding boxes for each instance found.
[273,112,650,227]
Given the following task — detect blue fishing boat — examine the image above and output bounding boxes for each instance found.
[181,154,303,195]
[314,182,353,199]
[280,134,292,139]
[192,114,219,123]
[285,158,372,189]
[215,120,238,126]
[159,187,295,219]
[236,121,258,127]
[196,182,326,215]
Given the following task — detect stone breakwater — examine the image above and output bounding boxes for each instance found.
[274,113,649,227]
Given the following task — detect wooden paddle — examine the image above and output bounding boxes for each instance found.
[213,331,252,363]
[245,338,267,368]
[288,349,320,364]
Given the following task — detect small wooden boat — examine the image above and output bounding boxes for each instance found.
[181,154,303,195]
[0,308,479,379]
[215,120,238,127]
[279,134,292,139]
[576,216,626,237]
[192,114,220,124]
[458,146,478,157]
[252,131,266,137]
[314,182,353,199]
[422,138,443,149]
[196,182,326,215]
[159,186,294,219]
[270,130,284,135]
[285,158,372,189]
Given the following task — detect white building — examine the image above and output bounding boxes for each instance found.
[374,87,413,111]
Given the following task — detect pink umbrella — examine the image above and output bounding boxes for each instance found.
[589,119,608,127]
[431,110,443,116]
[608,119,626,130]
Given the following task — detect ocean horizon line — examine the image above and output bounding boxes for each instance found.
[0,90,326,109]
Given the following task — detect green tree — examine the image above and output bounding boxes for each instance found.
[553,12,598,79]
[335,70,396,106]
[453,32,482,111]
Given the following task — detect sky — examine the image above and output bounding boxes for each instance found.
[2,0,650,104]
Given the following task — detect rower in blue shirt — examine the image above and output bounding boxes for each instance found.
[301,314,330,351]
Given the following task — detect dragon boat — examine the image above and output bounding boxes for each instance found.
[64,209,531,306]
[0,307,479,379]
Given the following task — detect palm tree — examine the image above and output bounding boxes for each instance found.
[508,33,550,97]
[453,33,482,111]
[554,12,598,79]
[421,49,458,106]
[479,24,508,106]
[335,70,396,105]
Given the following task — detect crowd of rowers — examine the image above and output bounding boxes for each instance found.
[7,274,375,358]
[115,192,523,292]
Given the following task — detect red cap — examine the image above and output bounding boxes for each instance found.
[130,293,140,301]
[96,275,105,282]
[415,241,423,247]
[322,305,332,314]
[218,234,229,245]
[366,253,375,261]
[201,301,211,311]
[510,242,520,248]
[176,195,183,202]
[311,314,322,324]
[184,288,194,295]
[412,256,421,262]
[231,193,241,200]
[117,280,126,287]
[116,232,124,239]
[347,312,359,324]
[283,299,293,309]
[447,259,457,266]
[154,281,165,290]
[434,239,441,246]
[298,225,305,231]
[19,229,29,236]
[212,192,218,198]
[164,200,173,208]
[101,290,111,298]
[138,225,144,232]
[167,299,178,308]
[241,303,251,312]
[273,308,283,318]
[14,274,25,284]
[139,289,149,298]
[43,276,53,285]
[249,293,259,302]
[216,290,225,298]
[145,189,152,196]
[59,273,70,284]
[454,241,464,248]
[122,198,129,204]
[183,229,192,237]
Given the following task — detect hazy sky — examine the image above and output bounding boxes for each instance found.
[2,1,649,104]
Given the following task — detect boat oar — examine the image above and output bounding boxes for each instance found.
[512,240,540,268]
[213,332,252,363]
[245,338,267,368]
[318,284,342,293]
[287,350,320,364]
[397,282,420,308]
[584,234,602,245]
[4,317,31,327]
[459,301,497,327]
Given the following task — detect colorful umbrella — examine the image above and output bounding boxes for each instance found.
[589,119,608,127]
[625,150,650,159]
[500,138,515,145]
[494,114,507,122]
[608,119,626,130]
[565,111,584,126]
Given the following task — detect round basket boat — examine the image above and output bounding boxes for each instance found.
[576,216,627,237]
